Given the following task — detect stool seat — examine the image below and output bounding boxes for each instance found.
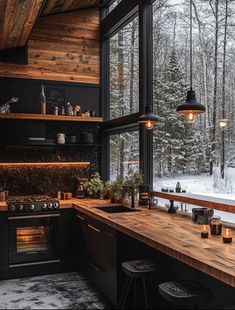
[159,280,212,306]
[122,259,156,278]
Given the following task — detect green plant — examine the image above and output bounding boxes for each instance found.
[123,172,144,199]
[84,172,104,196]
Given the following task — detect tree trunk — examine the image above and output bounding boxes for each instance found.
[220,0,228,179]
[210,0,219,176]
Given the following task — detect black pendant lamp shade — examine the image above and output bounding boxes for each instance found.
[176,0,205,123]
[176,89,206,122]
[139,104,159,130]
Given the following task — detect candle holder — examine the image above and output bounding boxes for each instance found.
[223,228,232,244]
[201,225,209,238]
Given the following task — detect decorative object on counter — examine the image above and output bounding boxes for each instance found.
[40,84,46,114]
[75,178,87,198]
[53,106,59,115]
[201,225,209,238]
[91,110,96,117]
[161,186,168,192]
[65,102,74,116]
[168,200,178,213]
[182,188,186,193]
[0,183,7,201]
[84,110,90,117]
[223,228,232,244]
[74,105,81,116]
[106,177,124,203]
[63,192,73,200]
[59,106,65,115]
[169,187,174,193]
[57,133,66,144]
[57,191,62,200]
[139,184,151,206]
[0,96,19,114]
[175,181,181,193]
[192,208,214,224]
[210,215,222,236]
[84,172,104,199]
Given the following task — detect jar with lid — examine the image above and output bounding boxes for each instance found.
[65,102,74,116]
[210,215,222,235]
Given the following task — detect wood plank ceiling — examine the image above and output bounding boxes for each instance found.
[0,0,104,51]
[0,0,44,50]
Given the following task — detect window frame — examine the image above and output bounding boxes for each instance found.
[101,0,154,187]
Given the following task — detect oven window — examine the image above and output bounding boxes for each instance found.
[16,226,50,253]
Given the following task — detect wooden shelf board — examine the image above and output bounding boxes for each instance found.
[0,113,102,122]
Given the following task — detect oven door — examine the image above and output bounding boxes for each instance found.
[8,213,60,268]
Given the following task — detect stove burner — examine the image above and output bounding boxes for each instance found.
[7,195,60,213]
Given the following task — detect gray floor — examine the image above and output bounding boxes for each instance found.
[0,272,113,309]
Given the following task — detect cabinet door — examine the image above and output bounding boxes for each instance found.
[0,212,8,273]
[77,212,117,306]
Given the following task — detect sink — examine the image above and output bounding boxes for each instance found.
[95,205,139,213]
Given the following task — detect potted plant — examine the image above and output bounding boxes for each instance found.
[123,172,144,205]
[84,172,104,199]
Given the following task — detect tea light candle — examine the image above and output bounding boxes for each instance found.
[223,228,232,244]
[201,225,209,238]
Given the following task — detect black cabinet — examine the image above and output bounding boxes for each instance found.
[0,212,8,273]
[76,210,117,306]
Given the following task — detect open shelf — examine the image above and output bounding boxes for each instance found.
[5,143,100,149]
[0,113,103,123]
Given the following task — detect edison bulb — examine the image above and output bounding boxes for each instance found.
[145,120,154,130]
[185,112,196,124]
[219,119,228,128]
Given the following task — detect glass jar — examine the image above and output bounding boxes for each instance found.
[210,215,222,235]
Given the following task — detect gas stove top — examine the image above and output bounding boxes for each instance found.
[7,195,60,213]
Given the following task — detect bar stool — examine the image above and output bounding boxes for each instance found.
[158,280,213,309]
[119,259,156,309]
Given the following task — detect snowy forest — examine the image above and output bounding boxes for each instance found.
[109,0,235,197]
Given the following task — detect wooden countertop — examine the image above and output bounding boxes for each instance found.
[70,199,235,289]
[2,198,235,287]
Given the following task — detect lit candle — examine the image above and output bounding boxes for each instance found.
[201,225,209,238]
[223,228,232,244]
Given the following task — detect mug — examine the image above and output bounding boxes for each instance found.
[57,133,66,144]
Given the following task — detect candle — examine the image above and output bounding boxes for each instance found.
[223,228,232,244]
[201,225,209,238]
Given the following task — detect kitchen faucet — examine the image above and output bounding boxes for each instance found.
[123,186,135,208]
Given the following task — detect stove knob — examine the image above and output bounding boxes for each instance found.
[9,205,16,212]
[30,204,35,210]
[48,203,53,209]
[18,205,24,211]
[42,203,47,210]
[54,202,59,209]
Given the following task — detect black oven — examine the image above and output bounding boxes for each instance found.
[8,213,60,268]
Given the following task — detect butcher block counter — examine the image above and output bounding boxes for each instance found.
[68,198,235,289]
[1,198,235,288]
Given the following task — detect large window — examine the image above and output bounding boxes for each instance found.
[109,0,122,13]
[152,0,235,221]
[109,17,139,119]
[110,131,139,180]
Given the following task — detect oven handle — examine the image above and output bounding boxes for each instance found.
[8,213,60,220]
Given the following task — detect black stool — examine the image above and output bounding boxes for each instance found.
[119,259,156,309]
[158,280,212,309]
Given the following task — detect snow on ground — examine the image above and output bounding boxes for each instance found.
[153,168,235,223]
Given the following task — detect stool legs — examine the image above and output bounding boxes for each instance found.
[119,276,153,309]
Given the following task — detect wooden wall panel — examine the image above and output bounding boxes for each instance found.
[0,9,100,84]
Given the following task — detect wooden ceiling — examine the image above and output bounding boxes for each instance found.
[0,0,104,51]
[0,0,44,50]
[42,0,104,16]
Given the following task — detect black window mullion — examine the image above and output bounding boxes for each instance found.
[139,0,153,188]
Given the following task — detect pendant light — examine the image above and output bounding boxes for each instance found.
[138,103,159,130]
[176,0,205,123]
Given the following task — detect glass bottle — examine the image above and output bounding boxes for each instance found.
[40,84,46,114]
